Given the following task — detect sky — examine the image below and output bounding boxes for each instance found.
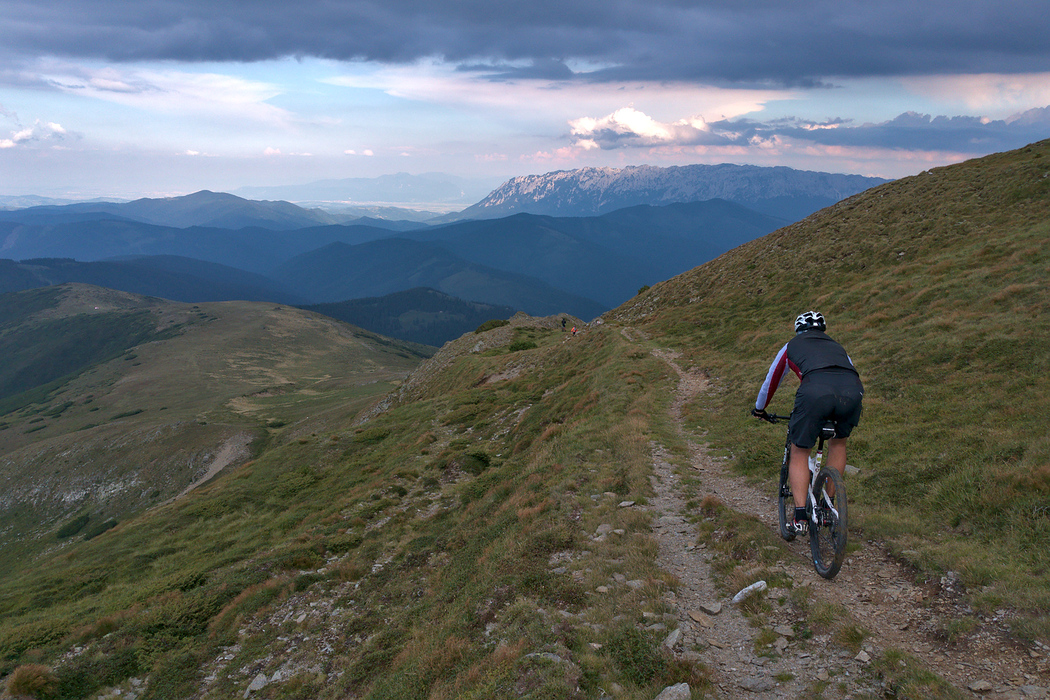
[1,0,1049,201]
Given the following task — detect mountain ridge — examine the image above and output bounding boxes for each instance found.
[452,162,888,221]
[0,283,430,564]
[0,190,345,231]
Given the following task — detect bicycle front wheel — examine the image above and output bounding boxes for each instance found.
[809,467,848,579]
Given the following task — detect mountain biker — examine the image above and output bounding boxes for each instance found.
[751,311,863,534]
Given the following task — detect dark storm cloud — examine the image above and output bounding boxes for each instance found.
[1,0,1048,85]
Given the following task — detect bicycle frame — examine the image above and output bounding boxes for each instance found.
[771,413,837,521]
[807,427,840,527]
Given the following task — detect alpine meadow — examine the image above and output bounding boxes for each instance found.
[1,141,1049,699]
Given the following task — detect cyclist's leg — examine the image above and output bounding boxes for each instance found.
[824,438,847,498]
[825,376,862,498]
[789,444,810,508]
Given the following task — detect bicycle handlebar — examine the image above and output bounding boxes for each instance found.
[750,408,791,424]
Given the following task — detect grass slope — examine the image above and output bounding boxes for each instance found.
[613,139,1050,634]
[0,312,712,700]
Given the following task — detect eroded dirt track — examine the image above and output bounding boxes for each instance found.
[644,345,1049,699]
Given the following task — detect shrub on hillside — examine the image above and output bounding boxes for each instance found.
[56,514,90,539]
[6,663,58,699]
[508,340,537,352]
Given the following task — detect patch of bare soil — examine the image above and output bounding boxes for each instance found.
[166,432,254,503]
[646,346,1049,699]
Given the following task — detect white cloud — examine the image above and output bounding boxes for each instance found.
[569,107,725,149]
[1,120,70,148]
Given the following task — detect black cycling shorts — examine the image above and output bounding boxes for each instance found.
[788,370,864,449]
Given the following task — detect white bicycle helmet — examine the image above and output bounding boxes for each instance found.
[794,310,826,333]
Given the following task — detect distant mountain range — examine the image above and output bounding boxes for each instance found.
[0,162,891,344]
[0,197,786,316]
[451,163,888,222]
[413,200,786,306]
[0,190,350,230]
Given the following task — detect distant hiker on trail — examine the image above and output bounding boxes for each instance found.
[571,325,577,336]
[751,311,863,535]
[562,318,567,329]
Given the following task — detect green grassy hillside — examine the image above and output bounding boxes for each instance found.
[0,284,429,569]
[0,313,687,700]
[613,139,1050,631]
[0,142,1047,700]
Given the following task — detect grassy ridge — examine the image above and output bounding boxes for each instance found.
[613,139,1050,633]
[0,286,428,572]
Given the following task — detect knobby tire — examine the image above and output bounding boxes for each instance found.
[809,467,848,579]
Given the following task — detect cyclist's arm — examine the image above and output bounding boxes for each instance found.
[755,343,792,411]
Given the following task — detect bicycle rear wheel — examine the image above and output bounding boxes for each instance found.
[777,461,796,542]
[809,467,847,579]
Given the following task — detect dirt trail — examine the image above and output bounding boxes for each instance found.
[644,345,1049,699]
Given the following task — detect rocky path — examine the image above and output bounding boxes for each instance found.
[645,346,1049,699]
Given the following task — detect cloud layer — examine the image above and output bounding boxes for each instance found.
[2,0,1049,196]
[2,0,1049,86]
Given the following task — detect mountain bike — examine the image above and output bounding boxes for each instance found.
[755,411,848,579]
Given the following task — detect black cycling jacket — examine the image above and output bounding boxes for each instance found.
[755,330,858,410]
